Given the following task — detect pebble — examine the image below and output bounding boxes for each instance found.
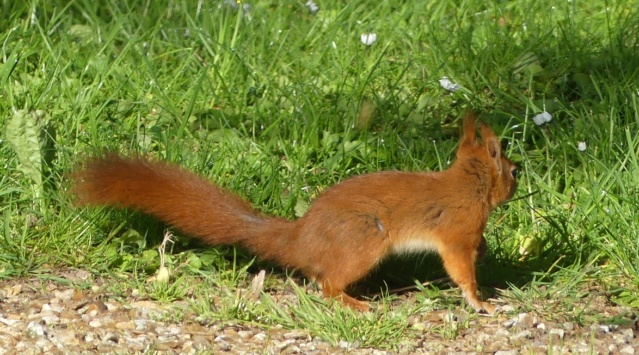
[503,312,535,329]
[252,332,268,343]
[495,350,518,355]
[338,340,351,348]
[236,330,252,339]
[41,314,60,325]
[53,289,75,301]
[283,330,308,340]
[549,328,565,340]
[56,329,80,346]
[25,321,46,338]
[620,344,636,354]
[599,324,611,333]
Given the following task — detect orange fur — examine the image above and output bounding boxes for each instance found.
[70,112,517,314]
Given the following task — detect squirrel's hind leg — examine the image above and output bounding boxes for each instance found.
[318,278,370,311]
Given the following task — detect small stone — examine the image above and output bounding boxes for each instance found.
[536,322,546,331]
[102,332,119,344]
[134,319,152,331]
[504,313,534,328]
[182,341,195,353]
[485,341,510,352]
[156,341,182,351]
[281,345,301,354]
[35,338,54,352]
[218,342,232,351]
[116,321,135,330]
[84,332,96,342]
[610,344,619,353]
[549,328,564,340]
[620,345,636,354]
[28,299,46,312]
[56,329,80,346]
[237,330,252,339]
[191,335,210,349]
[495,351,518,355]
[562,322,575,331]
[573,340,592,353]
[253,332,267,343]
[222,328,238,337]
[89,319,103,327]
[501,304,516,312]
[338,340,350,348]
[41,314,60,325]
[510,330,533,346]
[476,333,491,343]
[96,343,120,353]
[53,289,74,301]
[620,328,635,342]
[276,339,296,350]
[86,300,108,316]
[0,316,21,326]
[442,311,457,324]
[25,321,46,338]
[283,330,307,340]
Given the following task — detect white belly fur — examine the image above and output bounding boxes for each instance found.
[391,237,438,255]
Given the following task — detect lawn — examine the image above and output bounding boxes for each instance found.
[1,0,638,351]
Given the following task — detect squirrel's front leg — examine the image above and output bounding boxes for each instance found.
[439,242,495,315]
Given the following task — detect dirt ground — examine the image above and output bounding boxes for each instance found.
[1,269,637,354]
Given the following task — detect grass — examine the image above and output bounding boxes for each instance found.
[1,0,639,349]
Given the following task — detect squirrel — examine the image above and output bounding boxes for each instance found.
[70,112,517,314]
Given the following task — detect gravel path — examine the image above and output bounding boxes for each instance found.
[1,271,637,354]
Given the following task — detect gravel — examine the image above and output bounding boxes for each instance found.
[1,271,637,354]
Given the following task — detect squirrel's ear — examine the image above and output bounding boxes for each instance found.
[480,123,502,171]
[460,111,478,149]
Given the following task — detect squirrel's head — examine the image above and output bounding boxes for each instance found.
[455,112,518,208]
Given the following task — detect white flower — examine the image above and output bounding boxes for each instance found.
[360,33,377,46]
[577,141,587,152]
[532,111,552,125]
[305,0,319,14]
[439,77,460,92]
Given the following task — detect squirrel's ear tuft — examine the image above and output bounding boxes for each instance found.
[480,124,503,172]
[460,111,478,149]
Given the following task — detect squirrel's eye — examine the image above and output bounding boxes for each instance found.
[511,168,518,179]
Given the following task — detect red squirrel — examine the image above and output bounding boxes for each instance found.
[71,113,517,314]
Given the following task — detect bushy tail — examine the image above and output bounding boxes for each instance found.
[70,154,296,264]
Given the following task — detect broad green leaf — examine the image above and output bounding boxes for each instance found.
[6,110,49,203]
